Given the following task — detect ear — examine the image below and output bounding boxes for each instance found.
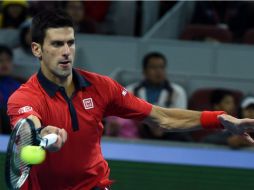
[31,42,42,59]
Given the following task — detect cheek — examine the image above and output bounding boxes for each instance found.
[71,47,75,54]
[43,49,56,59]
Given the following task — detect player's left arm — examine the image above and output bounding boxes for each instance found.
[149,105,254,143]
[148,105,201,132]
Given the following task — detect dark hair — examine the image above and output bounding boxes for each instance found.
[0,45,13,59]
[210,89,234,106]
[20,23,31,52]
[142,52,167,70]
[31,9,74,45]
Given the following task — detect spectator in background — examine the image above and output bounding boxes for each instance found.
[127,52,187,109]
[129,52,188,140]
[105,52,190,141]
[240,96,254,119]
[63,1,97,34]
[210,89,236,116]
[224,96,254,148]
[13,19,38,66]
[0,0,28,29]
[0,45,20,134]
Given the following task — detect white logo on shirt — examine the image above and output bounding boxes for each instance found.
[83,98,94,110]
[18,106,33,114]
[122,88,127,96]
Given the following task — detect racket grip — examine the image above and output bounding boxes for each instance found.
[40,134,58,148]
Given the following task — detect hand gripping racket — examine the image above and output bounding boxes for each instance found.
[5,118,57,190]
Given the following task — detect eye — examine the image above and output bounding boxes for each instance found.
[67,40,75,47]
[51,41,64,47]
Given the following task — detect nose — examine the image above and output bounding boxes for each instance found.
[63,43,71,57]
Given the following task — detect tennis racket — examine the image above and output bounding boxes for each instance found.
[5,118,58,190]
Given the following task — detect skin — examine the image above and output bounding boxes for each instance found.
[226,106,254,148]
[143,57,166,85]
[242,107,254,119]
[29,27,254,152]
[213,95,236,115]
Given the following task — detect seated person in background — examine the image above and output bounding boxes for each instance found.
[0,45,21,134]
[13,19,39,66]
[201,89,252,148]
[210,89,236,116]
[226,96,254,148]
[127,52,187,109]
[62,1,97,34]
[240,96,254,119]
[0,0,29,29]
[105,52,190,141]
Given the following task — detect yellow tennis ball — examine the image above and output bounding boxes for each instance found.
[20,145,46,165]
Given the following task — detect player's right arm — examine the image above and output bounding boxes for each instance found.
[26,114,67,151]
[7,92,67,152]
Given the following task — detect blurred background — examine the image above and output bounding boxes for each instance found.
[1,1,254,189]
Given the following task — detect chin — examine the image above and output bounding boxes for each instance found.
[54,70,72,79]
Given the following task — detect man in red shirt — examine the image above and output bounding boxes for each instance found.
[7,9,254,190]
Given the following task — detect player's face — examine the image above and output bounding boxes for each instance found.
[144,57,166,85]
[33,27,75,81]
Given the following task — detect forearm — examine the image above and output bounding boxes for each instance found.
[149,106,202,132]
[27,115,41,129]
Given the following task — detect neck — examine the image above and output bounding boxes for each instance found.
[41,68,75,98]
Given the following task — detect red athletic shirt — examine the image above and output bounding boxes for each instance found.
[7,69,152,190]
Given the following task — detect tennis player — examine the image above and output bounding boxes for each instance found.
[7,9,254,190]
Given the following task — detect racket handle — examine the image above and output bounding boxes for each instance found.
[40,134,58,148]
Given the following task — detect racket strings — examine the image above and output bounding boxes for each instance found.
[9,121,34,188]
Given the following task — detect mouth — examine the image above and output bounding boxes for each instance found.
[59,60,71,65]
[58,60,72,69]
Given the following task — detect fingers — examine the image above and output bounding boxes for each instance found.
[40,126,67,152]
[217,114,254,135]
[241,132,254,144]
[58,129,67,144]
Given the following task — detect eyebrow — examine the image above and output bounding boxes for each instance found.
[50,39,75,45]
[53,38,75,41]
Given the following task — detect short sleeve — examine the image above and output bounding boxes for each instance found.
[104,77,152,120]
[7,91,42,127]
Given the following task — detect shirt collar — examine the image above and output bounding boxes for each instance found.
[37,69,91,97]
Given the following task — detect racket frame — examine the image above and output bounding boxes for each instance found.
[5,118,40,189]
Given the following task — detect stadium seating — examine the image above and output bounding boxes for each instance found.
[180,24,233,43]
